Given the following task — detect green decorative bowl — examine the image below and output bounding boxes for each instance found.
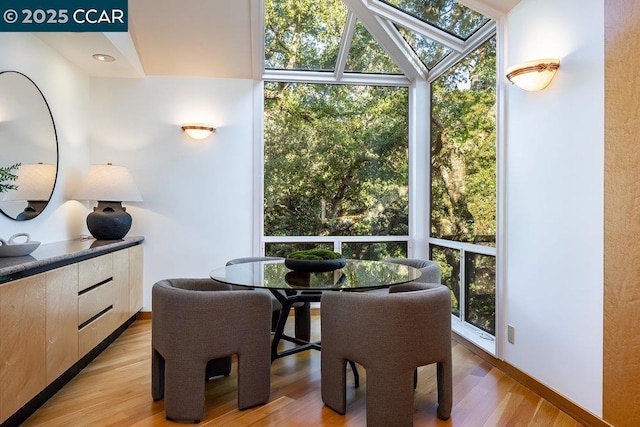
[284,257,346,273]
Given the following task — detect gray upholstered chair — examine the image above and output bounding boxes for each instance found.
[321,282,453,426]
[361,258,441,296]
[226,256,311,341]
[386,257,442,284]
[151,279,272,423]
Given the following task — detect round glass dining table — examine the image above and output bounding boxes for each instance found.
[210,259,422,364]
[209,259,422,291]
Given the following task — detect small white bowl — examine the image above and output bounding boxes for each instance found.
[0,233,41,257]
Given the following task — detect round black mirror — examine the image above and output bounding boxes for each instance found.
[0,71,58,220]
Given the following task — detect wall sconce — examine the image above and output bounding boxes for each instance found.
[181,123,216,140]
[1,163,56,220]
[506,58,560,91]
[73,163,143,240]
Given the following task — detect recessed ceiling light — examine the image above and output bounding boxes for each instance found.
[92,54,116,63]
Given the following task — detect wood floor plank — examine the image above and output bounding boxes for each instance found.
[22,319,584,426]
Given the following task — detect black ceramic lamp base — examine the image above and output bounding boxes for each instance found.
[16,201,48,221]
[86,201,132,240]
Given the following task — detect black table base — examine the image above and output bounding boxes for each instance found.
[270,290,322,360]
[269,289,360,387]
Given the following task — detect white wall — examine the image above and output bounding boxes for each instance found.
[0,34,256,319]
[0,34,90,242]
[89,77,256,309]
[504,0,604,416]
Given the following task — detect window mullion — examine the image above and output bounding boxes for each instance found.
[263,69,410,86]
[459,247,466,323]
[335,12,357,81]
[343,0,425,80]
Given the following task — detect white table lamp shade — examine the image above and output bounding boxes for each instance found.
[2,163,56,201]
[74,164,143,202]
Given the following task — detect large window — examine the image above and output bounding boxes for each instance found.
[262,0,499,350]
[430,37,497,338]
[263,82,409,259]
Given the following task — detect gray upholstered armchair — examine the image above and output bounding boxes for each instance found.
[385,257,442,284]
[320,282,452,426]
[361,258,441,296]
[151,278,272,423]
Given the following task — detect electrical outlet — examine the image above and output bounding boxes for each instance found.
[507,325,515,344]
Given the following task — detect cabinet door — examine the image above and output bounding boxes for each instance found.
[112,249,130,326]
[0,275,47,423]
[128,245,144,315]
[46,265,79,384]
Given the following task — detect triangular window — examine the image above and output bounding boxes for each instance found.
[396,24,452,70]
[264,0,494,82]
[380,0,490,40]
[264,0,347,72]
[345,20,403,74]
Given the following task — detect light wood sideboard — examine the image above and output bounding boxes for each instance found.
[0,237,143,425]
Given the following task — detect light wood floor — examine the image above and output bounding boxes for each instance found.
[23,318,583,426]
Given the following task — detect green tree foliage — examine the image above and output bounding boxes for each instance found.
[431,37,496,244]
[346,22,403,74]
[264,82,409,239]
[265,0,346,70]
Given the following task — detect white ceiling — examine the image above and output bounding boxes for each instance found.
[35,0,519,80]
[128,0,255,78]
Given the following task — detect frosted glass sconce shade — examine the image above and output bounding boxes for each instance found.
[181,123,216,140]
[506,59,560,91]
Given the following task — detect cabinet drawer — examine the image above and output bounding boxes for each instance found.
[78,280,115,326]
[78,309,115,357]
[78,254,113,292]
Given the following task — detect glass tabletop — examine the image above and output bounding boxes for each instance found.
[209,259,422,291]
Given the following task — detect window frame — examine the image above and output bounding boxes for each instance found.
[260,78,414,259]
[426,31,500,354]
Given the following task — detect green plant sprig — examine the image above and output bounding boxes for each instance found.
[0,163,21,194]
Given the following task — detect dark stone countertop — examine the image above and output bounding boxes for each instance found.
[0,236,144,281]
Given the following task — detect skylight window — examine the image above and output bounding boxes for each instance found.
[263,0,494,83]
[396,24,452,70]
[345,21,403,74]
[264,0,347,71]
[380,0,490,40]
